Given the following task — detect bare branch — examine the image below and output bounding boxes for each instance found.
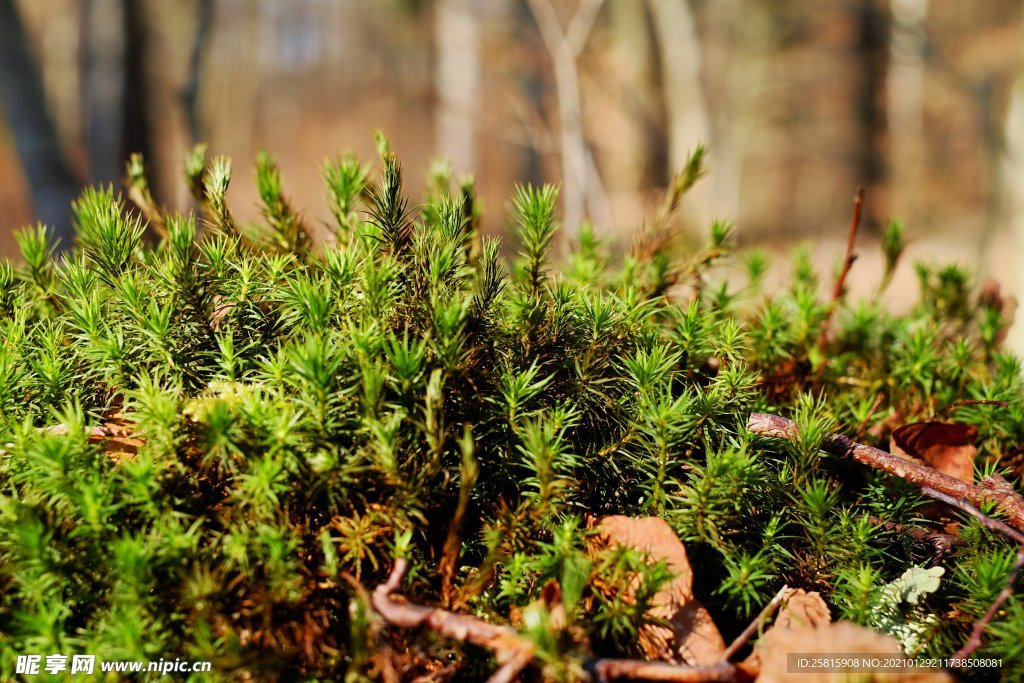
[917,488,1024,662]
[747,413,1024,663]
[372,561,742,682]
[817,187,864,355]
[525,0,608,235]
[721,585,790,662]
[372,560,535,679]
[952,545,1024,662]
[746,413,1024,533]
[588,659,738,682]
[921,487,1024,546]
[525,0,566,58]
[565,0,605,57]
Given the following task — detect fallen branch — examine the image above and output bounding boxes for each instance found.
[372,560,742,682]
[372,559,534,683]
[747,413,1024,663]
[923,487,1024,546]
[746,413,1024,533]
[953,545,1024,662]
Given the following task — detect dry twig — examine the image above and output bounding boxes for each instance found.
[748,413,1024,664]
[940,399,1010,416]
[372,560,743,682]
[587,659,738,682]
[720,585,790,662]
[921,487,1024,663]
[866,515,959,566]
[854,392,885,440]
[746,413,1024,533]
[373,559,534,683]
[817,186,864,354]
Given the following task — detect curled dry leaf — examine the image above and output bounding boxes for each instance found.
[890,422,977,484]
[589,515,725,665]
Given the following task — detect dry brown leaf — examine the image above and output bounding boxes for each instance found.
[772,589,831,631]
[890,422,977,484]
[89,413,145,463]
[754,621,951,683]
[589,515,725,665]
[742,589,831,674]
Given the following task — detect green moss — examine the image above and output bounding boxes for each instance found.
[0,141,1021,680]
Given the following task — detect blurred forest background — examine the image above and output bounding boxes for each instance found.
[2,0,1024,348]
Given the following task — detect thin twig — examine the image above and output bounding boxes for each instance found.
[525,0,608,235]
[746,413,1024,533]
[747,413,1024,663]
[953,546,1024,662]
[373,559,534,682]
[721,585,790,662]
[941,399,1010,416]
[921,487,1024,546]
[854,392,885,440]
[588,659,738,682]
[817,187,864,354]
[372,560,742,682]
[866,515,958,566]
[919,487,1024,661]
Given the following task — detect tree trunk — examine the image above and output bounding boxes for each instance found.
[1001,36,1024,355]
[646,0,712,226]
[646,0,708,174]
[853,0,890,231]
[0,0,80,245]
[604,0,666,197]
[434,0,480,175]
[81,0,151,187]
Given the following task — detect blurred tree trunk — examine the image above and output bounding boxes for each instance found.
[647,0,708,173]
[434,0,480,174]
[701,0,765,229]
[854,0,890,229]
[81,0,153,188]
[604,0,666,198]
[526,0,606,236]
[647,0,711,227]
[1001,22,1024,355]
[0,0,79,244]
[888,0,927,225]
[182,0,213,145]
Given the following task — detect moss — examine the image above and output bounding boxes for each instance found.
[0,141,1021,680]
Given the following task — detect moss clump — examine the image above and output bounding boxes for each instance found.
[1,141,1022,680]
